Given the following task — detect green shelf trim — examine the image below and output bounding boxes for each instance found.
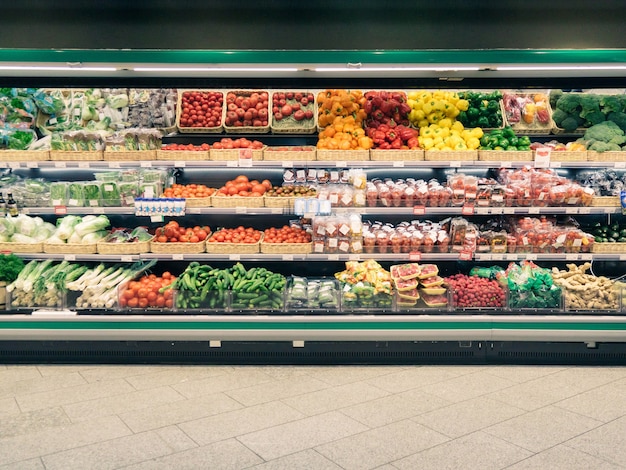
[1,319,626,332]
[1,49,626,65]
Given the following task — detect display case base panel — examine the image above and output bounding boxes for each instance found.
[1,340,626,365]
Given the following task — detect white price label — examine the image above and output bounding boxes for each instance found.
[409,252,422,261]
[475,207,489,215]
[78,162,90,168]
[534,147,551,168]
[348,254,360,261]
[120,256,134,262]
[579,207,591,214]
[500,161,512,168]
[64,254,76,261]
[281,254,294,261]
[229,254,241,261]
[108,162,120,169]
[174,161,186,168]
[619,254,626,261]
[528,207,540,214]
[54,161,66,168]
[565,207,579,214]
[605,207,616,214]
[503,207,515,214]
[92,207,105,214]
[491,207,504,214]
[140,161,152,168]
[8,162,21,170]
[235,207,247,214]
[527,254,537,260]
[566,254,579,261]
[282,161,293,168]
[480,254,492,261]
[450,161,462,168]
[392,161,405,168]
[581,254,593,261]
[270,208,283,214]
[172,254,185,261]
[492,253,504,261]
[615,162,626,169]
[336,161,347,168]
[327,254,340,261]
[550,161,562,168]
[150,215,164,223]
[26,161,38,169]
[226,160,238,167]
[32,309,76,316]
[21,208,30,214]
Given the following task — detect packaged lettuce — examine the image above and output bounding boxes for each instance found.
[100,181,121,207]
[119,182,139,206]
[105,133,125,152]
[94,171,121,182]
[83,182,102,207]
[67,182,85,207]
[50,182,68,206]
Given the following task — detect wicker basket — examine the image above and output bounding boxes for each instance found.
[269,90,317,134]
[206,240,260,254]
[260,242,312,254]
[43,242,98,254]
[50,150,104,161]
[592,242,626,253]
[156,150,210,161]
[223,90,270,134]
[184,196,213,208]
[97,238,153,255]
[316,150,370,162]
[209,148,264,161]
[176,90,225,133]
[590,196,621,207]
[263,196,296,209]
[149,240,206,254]
[211,195,264,208]
[0,241,43,253]
[0,150,50,162]
[263,146,316,161]
[369,149,425,161]
[478,150,533,161]
[424,150,478,161]
[103,150,157,161]
[587,151,626,162]
[548,151,588,162]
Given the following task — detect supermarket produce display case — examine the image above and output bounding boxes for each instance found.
[2,48,626,364]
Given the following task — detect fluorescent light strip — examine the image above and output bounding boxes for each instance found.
[0,66,117,71]
[314,66,481,72]
[497,65,626,71]
[134,67,299,72]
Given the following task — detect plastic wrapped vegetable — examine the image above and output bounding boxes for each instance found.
[67,183,85,207]
[100,181,121,207]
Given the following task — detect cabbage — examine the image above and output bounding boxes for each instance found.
[68,232,82,244]
[73,215,110,237]
[81,231,108,244]
[45,235,65,245]
[10,233,37,244]
[13,214,37,236]
[0,218,15,237]
[55,215,81,240]
[0,234,9,242]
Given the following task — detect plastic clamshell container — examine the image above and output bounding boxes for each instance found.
[285,277,341,313]
[395,290,450,313]
[6,289,66,311]
[340,283,394,313]
[507,286,564,314]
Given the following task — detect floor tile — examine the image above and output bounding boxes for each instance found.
[36,365,99,377]
[178,401,305,446]
[121,438,263,470]
[0,398,19,418]
[392,431,531,470]
[315,419,449,470]
[225,375,331,407]
[0,407,71,439]
[119,392,242,433]
[15,378,134,412]
[281,381,390,416]
[554,382,626,422]
[412,396,526,439]
[171,369,274,399]
[418,371,517,403]
[239,411,368,461]
[40,431,175,470]
[78,365,205,383]
[0,458,45,470]
[364,367,460,393]
[565,415,626,466]
[306,366,407,386]
[239,365,314,380]
[152,426,198,453]
[62,385,184,422]
[371,465,399,470]
[0,415,131,466]
[483,405,603,453]
[507,444,624,470]
[483,365,565,383]
[0,372,87,400]
[124,366,233,390]
[0,368,41,385]
[340,389,452,428]
[246,449,343,470]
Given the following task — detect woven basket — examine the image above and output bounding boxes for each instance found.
[205,241,260,254]
[43,242,98,254]
[103,150,157,161]
[184,196,213,208]
[97,238,153,255]
[590,196,620,207]
[478,150,533,161]
[156,150,210,161]
[176,90,225,133]
[548,151,588,162]
[269,90,317,134]
[0,241,43,253]
[209,148,264,161]
[263,147,316,161]
[424,150,477,161]
[260,242,312,254]
[587,151,626,162]
[592,242,626,253]
[369,149,425,161]
[149,240,206,254]
[50,150,103,161]
[316,150,370,161]
[263,196,296,209]
[211,195,264,208]
[223,90,270,134]
[0,150,50,162]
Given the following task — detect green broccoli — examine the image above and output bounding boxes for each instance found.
[607,111,626,132]
[600,95,622,114]
[584,110,606,126]
[589,141,622,152]
[551,108,568,126]
[561,116,581,132]
[583,120,624,143]
[609,135,626,146]
[550,90,564,109]
[556,93,582,115]
[579,94,601,118]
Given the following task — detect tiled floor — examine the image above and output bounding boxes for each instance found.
[1,364,626,469]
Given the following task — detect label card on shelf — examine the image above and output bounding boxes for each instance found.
[527,254,537,260]
[281,254,294,261]
[475,207,489,215]
[581,254,593,261]
[336,161,347,168]
[64,254,76,261]
[327,254,340,261]
[32,309,76,317]
[282,161,293,168]
[462,204,475,216]
[21,208,30,215]
[413,206,426,216]
[605,207,616,214]
[235,207,247,214]
[150,215,164,223]
[550,161,562,168]
[226,160,238,167]
[500,161,512,168]
[78,161,90,168]
[392,161,405,168]
[108,162,120,169]
[174,161,186,168]
[503,207,515,214]
[491,207,504,214]
[54,162,67,168]
[565,207,579,214]
[579,207,591,214]
[492,253,504,261]
[619,254,626,261]
[534,147,551,168]
[566,254,580,261]
[228,254,240,261]
[238,149,253,167]
[615,162,626,169]
[270,208,283,214]
[92,207,105,214]
[120,255,134,262]
[409,251,422,261]
[480,254,492,261]
[528,207,541,214]
[458,250,473,261]
[140,161,152,168]
[26,162,38,169]
[450,161,462,168]
[54,206,67,215]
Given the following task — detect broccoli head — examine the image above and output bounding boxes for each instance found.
[607,111,626,132]
[589,141,622,152]
[584,110,606,126]
[600,95,623,115]
[609,135,626,146]
[579,94,601,118]
[583,120,624,143]
[556,93,582,115]
[561,116,581,132]
[550,89,564,110]
[551,108,568,127]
